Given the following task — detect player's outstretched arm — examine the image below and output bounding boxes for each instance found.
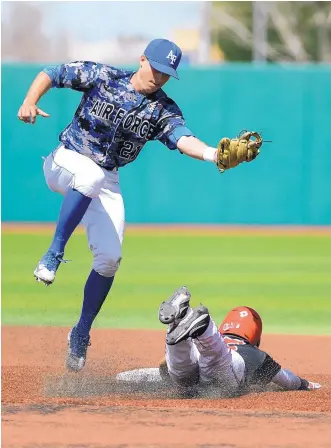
[271,368,321,391]
[177,136,217,162]
[18,61,100,125]
[177,132,263,173]
[17,71,51,124]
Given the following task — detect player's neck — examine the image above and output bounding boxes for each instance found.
[130,73,144,94]
[130,72,154,96]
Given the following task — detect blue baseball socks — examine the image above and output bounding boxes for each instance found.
[49,188,92,254]
[75,269,114,336]
[46,188,114,335]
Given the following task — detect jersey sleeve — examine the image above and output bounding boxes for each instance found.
[154,100,194,150]
[271,368,310,390]
[43,61,102,91]
[251,352,281,386]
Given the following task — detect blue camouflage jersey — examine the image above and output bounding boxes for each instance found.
[43,61,194,170]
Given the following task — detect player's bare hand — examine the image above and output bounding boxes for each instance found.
[17,102,50,124]
[308,381,321,390]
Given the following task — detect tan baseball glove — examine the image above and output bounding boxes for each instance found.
[216,131,263,173]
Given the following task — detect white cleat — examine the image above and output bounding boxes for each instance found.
[34,250,66,286]
[34,267,55,285]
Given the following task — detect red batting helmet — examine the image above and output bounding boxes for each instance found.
[219,306,263,347]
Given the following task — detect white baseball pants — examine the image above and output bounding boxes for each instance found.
[165,318,246,392]
[43,145,125,277]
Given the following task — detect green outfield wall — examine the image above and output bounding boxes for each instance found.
[2,63,331,224]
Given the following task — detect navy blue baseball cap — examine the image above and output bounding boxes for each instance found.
[144,39,182,80]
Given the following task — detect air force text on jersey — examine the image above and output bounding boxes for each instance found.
[43,62,194,170]
[90,100,156,141]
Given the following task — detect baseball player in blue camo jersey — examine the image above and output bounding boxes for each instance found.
[18,39,264,373]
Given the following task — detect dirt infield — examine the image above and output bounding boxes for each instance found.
[2,327,331,448]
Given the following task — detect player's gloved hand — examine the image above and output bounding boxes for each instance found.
[216,130,263,173]
[308,381,321,390]
[17,101,50,124]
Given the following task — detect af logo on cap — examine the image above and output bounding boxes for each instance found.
[144,39,182,79]
[166,50,177,66]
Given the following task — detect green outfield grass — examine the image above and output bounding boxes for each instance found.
[2,231,331,334]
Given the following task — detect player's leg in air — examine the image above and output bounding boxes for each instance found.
[40,147,124,371]
[34,147,105,285]
[158,286,241,396]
